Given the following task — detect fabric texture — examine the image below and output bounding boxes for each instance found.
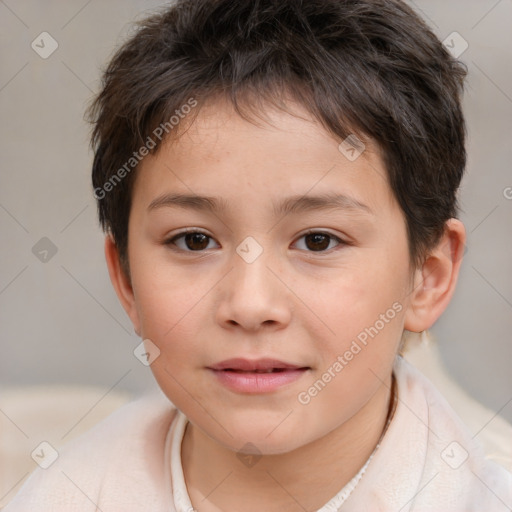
[3,357,512,511]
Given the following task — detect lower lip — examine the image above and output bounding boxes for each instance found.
[209,368,308,393]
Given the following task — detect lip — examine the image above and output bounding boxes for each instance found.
[207,358,310,394]
[209,358,306,372]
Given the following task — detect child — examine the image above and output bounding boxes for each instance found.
[5,0,512,510]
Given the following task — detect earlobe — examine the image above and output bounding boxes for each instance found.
[404,219,466,333]
[104,235,141,336]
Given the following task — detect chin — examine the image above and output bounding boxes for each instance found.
[210,415,313,456]
[222,433,306,456]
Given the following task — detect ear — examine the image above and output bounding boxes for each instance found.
[404,219,466,332]
[104,235,141,336]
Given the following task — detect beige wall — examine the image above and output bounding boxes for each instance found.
[1,0,511,423]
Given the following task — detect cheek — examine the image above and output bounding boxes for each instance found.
[312,262,406,338]
[129,255,203,347]
[296,292,405,427]
[300,254,408,391]
[133,273,208,401]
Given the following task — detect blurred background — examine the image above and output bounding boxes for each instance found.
[1,0,511,440]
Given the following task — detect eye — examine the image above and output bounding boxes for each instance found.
[164,229,346,253]
[165,230,219,252]
[293,231,345,253]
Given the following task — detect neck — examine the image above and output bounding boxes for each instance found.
[181,376,394,512]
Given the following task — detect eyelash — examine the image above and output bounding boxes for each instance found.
[163,229,348,254]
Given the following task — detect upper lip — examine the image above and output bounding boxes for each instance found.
[208,358,309,371]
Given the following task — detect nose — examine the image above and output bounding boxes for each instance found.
[216,243,292,332]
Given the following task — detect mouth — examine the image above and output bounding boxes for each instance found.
[221,368,300,373]
[208,358,310,373]
[207,358,311,393]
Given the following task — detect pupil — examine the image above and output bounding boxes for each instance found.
[186,233,209,250]
[306,233,329,251]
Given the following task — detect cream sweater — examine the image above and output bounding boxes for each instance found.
[3,357,512,511]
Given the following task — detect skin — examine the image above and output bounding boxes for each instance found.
[105,98,466,511]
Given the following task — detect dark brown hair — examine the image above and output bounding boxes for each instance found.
[88,0,467,273]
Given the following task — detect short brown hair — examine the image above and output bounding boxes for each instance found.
[88,0,467,273]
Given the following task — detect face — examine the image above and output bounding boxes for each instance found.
[123,99,415,455]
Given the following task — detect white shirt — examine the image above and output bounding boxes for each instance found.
[4,357,512,511]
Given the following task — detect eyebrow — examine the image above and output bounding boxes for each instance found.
[147,192,373,217]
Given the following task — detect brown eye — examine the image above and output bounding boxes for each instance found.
[183,232,210,250]
[294,231,344,253]
[305,233,330,251]
[166,231,217,251]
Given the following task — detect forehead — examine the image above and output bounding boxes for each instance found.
[132,98,396,217]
